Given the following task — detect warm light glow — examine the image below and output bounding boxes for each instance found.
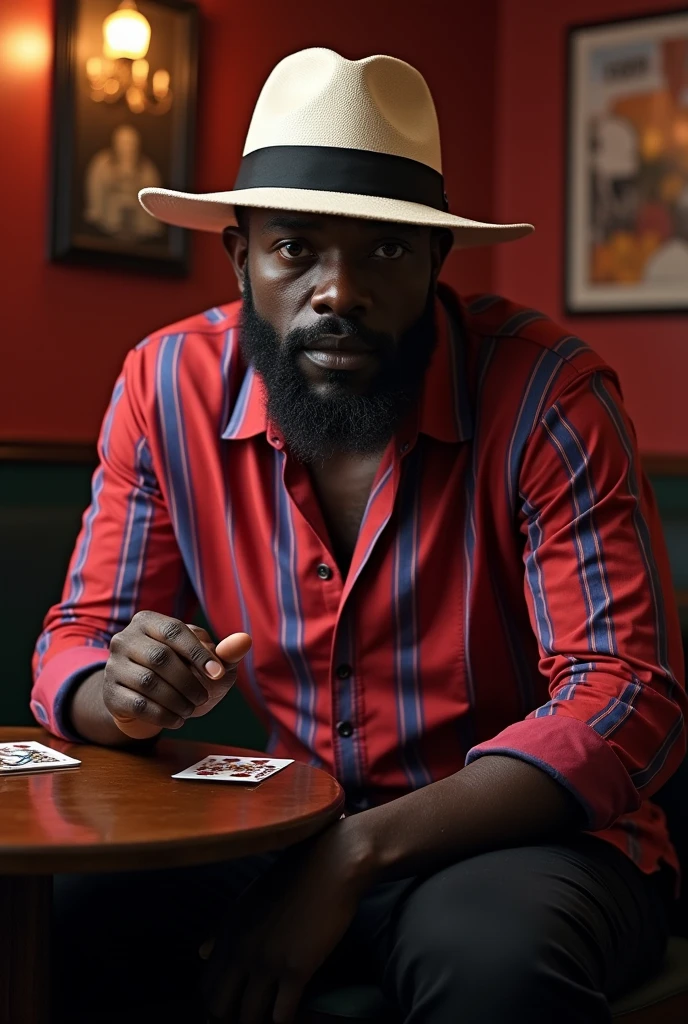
[126,85,145,113]
[1,26,51,73]
[152,68,170,98]
[641,127,664,162]
[102,1,151,61]
[86,56,102,79]
[85,1,171,115]
[131,58,149,86]
[673,118,688,149]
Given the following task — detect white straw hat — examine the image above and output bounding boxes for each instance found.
[139,47,534,249]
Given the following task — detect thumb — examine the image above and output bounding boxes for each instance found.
[188,633,252,720]
[215,632,252,666]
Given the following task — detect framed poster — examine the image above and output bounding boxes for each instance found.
[49,0,198,276]
[565,9,688,313]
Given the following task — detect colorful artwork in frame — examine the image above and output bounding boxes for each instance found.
[566,9,688,313]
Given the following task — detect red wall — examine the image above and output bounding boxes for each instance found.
[0,0,498,444]
[494,0,688,455]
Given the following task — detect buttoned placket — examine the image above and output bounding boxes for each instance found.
[269,408,421,804]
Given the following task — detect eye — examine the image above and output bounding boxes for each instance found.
[277,241,314,260]
[374,243,406,260]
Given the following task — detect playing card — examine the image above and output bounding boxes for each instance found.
[0,741,81,775]
[171,754,293,783]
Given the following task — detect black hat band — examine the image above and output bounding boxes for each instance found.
[233,145,449,212]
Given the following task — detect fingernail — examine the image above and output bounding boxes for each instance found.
[205,660,224,679]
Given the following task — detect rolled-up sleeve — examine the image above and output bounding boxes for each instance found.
[466,369,687,831]
[32,347,194,740]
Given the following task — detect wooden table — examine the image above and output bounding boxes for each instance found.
[0,726,344,1024]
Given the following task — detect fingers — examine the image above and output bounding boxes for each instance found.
[135,638,210,706]
[110,714,166,741]
[107,636,208,717]
[105,680,187,733]
[273,977,305,1024]
[186,623,214,645]
[187,634,253,719]
[206,961,244,1022]
[239,975,278,1024]
[103,614,253,735]
[133,610,226,680]
[107,660,198,719]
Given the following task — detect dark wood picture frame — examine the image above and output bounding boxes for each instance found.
[564,8,688,316]
[48,0,198,276]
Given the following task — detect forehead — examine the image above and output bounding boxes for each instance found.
[247,208,425,239]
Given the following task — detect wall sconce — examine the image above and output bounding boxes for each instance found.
[85,1,172,115]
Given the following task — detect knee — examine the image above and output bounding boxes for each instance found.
[386,873,602,1022]
[391,899,540,1001]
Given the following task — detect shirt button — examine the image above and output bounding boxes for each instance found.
[336,720,354,738]
[316,563,332,580]
[336,663,352,679]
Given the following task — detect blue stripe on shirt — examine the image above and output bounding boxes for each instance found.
[543,405,617,656]
[392,442,432,790]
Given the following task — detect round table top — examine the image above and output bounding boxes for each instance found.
[0,727,344,875]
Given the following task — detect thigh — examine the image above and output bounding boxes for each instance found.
[356,837,671,1024]
[52,852,280,1024]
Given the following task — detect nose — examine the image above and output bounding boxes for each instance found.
[310,258,372,319]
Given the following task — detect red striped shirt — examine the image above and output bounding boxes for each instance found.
[33,290,687,875]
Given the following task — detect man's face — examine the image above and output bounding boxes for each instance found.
[223,208,450,463]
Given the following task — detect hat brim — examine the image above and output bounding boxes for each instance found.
[139,186,533,249]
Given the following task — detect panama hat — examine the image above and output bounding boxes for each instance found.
[139,47,534,249]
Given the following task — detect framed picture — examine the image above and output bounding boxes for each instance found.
[49,0,198,276]
[565,9,688,314]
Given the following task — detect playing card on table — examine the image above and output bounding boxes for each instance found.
[172,754,293,783]
[0,741,81,775]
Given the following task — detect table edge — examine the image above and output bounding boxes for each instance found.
[0,789,345,875]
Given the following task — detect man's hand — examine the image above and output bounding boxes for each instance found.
[203,817,377,1024]
[103,610,252,739]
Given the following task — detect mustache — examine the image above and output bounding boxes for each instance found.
[282,317,394,357]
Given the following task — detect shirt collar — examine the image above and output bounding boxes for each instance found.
[221,291,473,445]
[417,291,473,443]
[222,362,270,441]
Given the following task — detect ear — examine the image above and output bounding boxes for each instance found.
[222,226,248,294]
[430,228,453,284]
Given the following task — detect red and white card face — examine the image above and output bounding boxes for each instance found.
[171,754,293,784]
[0,741,81,775]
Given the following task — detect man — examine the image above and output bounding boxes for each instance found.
[35,48,685,1024]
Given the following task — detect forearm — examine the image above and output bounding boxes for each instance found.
[343,755,584,886]
[67,669,147,747]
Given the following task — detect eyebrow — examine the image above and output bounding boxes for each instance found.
[259,214,423,236]
[260,215,323,234]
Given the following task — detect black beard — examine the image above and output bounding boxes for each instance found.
[238,269,438,463]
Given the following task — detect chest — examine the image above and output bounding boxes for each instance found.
[308,454,384,574]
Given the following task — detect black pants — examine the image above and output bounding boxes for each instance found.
[53,834,672,1024]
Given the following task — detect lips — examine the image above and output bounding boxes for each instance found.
[303,334,375,354]
[303,349,376,371]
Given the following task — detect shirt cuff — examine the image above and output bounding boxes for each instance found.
[465,715,639,830]
[31,646,109,741]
